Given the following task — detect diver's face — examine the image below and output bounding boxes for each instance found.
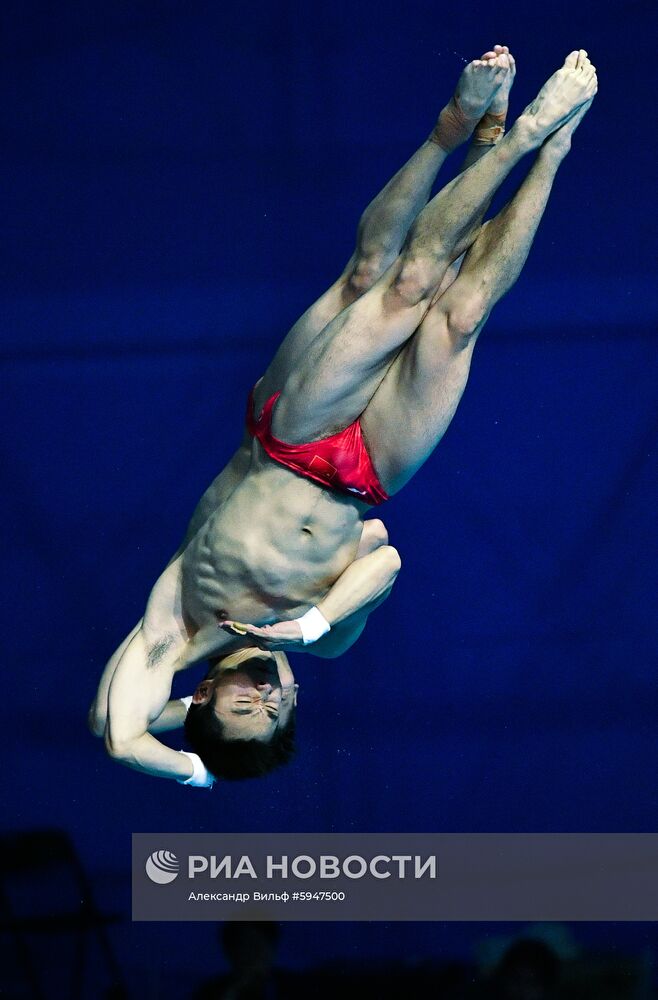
[193,651,297,743]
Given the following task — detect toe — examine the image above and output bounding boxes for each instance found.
[565,50,579,68]
[481,50,497,60]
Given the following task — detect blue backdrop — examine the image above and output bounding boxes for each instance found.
[2,1,656,995]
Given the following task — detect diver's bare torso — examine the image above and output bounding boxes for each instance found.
[149,438,369,667]
[182,445,365,628]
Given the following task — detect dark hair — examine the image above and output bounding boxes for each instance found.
[184,700,296,781]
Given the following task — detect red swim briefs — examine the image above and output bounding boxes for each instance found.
[246,387,389,506]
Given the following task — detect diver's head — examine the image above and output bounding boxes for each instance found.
[183,648,298,781]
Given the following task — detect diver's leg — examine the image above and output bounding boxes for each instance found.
[360,86,596,493]
[257,49,513,407]
[271,51,596,443]
[436,46,517,298]
[461,46,516,170]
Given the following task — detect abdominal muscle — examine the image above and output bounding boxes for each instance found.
[180,446,366,632]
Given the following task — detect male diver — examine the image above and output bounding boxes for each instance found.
[89,47,597,784]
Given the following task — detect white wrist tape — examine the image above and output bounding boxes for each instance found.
[177,750,215,788]
[180,695,193,711]
[295,606,331,645]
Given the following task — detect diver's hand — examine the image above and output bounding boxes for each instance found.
[219,618,305,651]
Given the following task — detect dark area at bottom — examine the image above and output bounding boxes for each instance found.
[1,828,656,999]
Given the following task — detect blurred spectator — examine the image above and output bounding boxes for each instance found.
[192,921,303,1000]
[474,938,560,1000]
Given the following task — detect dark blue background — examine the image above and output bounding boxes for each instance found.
[2,1,656,995]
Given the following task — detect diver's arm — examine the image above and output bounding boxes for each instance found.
[90,615,186,747]
[146,698,190,734]
[103,627,193,782]
[315,545,401,629]
[220,545,401,653]
[105,731,194,781]
[308,579,397,658]
[88,619,143,737]
[95,687,188,738]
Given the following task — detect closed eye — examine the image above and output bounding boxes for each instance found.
[230,706,278,718]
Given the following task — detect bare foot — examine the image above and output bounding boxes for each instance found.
[541,93,595,159]
[480,45,516,117]
[522,49,598,143]
[470,44,516,146]
[431,46,512,151]
[454,50,509,119]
